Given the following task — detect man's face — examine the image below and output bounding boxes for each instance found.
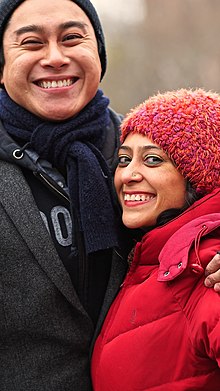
[1,0,102,121]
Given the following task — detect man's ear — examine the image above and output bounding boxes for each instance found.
[0,46,5,86]
[0,60,5,87]
[0,71,4,88]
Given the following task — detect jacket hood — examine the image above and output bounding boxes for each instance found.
[0,120,36,171]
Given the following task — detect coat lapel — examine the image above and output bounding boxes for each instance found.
[0,161,89,315]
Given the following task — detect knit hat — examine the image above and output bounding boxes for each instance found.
[0,0,106,79]
[120,88,220,195]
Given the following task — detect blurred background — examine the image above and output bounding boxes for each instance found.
[91,0,220,115]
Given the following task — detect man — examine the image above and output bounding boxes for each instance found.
[0,0,219,390]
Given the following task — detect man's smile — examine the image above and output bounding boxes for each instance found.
[36,77,78,89]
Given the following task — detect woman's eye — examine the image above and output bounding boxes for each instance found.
[145,155,163,166]
[118,155,131,166]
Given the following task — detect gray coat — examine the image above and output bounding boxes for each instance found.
[0,111,128,390]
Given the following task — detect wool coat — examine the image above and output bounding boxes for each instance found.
[0,110,128,391]
[92,188,220,391]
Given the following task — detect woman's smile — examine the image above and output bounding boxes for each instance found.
[114,133,186,229]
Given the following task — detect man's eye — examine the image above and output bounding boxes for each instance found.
[63,34,82,42]
[145,155,163,166]
[118,155,131,166]
[22,39,43,46]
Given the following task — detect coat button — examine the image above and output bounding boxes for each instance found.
[177,262,182,268]
[164,271,170,276]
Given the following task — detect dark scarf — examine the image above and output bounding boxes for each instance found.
[0,89,118,254]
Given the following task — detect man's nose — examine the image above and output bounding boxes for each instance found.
[40,43,70,69]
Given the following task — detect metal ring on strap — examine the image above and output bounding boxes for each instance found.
[12,149,24,159]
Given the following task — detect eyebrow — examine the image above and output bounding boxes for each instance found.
[119,145,162,153]
[14,21,88,37]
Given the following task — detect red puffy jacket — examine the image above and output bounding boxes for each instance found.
[92,188,220,391]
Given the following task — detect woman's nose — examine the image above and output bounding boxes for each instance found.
[122,168,143,184]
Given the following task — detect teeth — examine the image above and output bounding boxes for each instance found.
[38,79,73,89]
[124,194,154,202]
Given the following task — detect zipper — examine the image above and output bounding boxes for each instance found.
[74,229,88,309]
[36,171,70,203]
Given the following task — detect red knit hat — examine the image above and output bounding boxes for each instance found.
[120,88,220,195]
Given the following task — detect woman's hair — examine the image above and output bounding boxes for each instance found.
[156,181,200,227]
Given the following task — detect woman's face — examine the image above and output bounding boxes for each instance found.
[114,133,187,229]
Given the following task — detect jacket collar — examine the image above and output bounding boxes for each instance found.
[132,188,220,280]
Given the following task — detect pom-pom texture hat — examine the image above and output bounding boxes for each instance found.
[120,88,220,195]
[0,0,106,79]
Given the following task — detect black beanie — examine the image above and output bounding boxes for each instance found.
[0,0,106,79]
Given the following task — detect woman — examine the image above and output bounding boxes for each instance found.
[91,88,220,390]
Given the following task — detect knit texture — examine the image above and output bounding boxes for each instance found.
[0,0,106,79]
[0,89,118,254]
[120,88,220,195]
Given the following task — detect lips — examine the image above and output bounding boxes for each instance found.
[124,193,155,202]
[36,77,78,89]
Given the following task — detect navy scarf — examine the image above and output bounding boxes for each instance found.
[0,89,118,254]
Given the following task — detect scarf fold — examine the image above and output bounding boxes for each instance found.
[0,89,118,254]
